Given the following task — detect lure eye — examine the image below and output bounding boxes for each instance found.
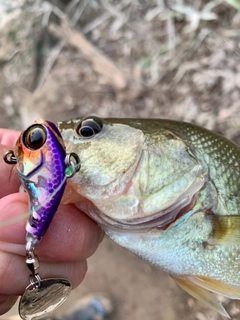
[76,116,103,138]
[23,125,47,150]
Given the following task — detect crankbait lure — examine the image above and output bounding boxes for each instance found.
[4,119,81,320]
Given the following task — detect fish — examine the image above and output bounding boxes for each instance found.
[57,116,240,318]
[13,119,72,248]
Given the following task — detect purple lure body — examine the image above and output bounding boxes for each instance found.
[15,119,67,244]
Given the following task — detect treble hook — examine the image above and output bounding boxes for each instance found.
[4,150,17,165]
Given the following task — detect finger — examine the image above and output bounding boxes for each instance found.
[0,295,18,315]
[37,204,104,262]
[0,251,87,295]
[0,194,103,262]
[0,129,20,147]
[0,129,22,197]
[0,193,29,245]
[0,145,21,197]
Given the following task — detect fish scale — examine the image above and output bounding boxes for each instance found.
[180,125,240,214]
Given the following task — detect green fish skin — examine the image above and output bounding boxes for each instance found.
[58,117,240,318]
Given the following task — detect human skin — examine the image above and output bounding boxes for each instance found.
[0,129,103,315]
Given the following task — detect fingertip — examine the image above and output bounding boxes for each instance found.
[37,204,102,263]
[0,193,29,244]
[0,295,18,315]
[0,146,21,197]
[0,129,20,147]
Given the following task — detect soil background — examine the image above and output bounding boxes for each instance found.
[1,1,240,319]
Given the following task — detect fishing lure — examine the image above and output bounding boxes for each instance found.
[4,119,81,320]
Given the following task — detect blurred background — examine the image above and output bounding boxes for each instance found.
[1,0,240,319]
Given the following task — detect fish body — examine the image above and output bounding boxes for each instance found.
[15,119,67,246]
[58,117,240,317]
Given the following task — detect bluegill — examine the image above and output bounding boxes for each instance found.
[58,117,240,318]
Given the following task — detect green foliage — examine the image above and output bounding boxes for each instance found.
[224,0,240,10]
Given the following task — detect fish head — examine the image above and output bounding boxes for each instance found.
[59,117,207,230]
[58,117,145,217]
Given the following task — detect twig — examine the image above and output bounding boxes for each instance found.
[0,50,19,67]
[166,8,176,58]
[70,0,88,27]
[36,3,143,98]
[49,19,128,91]
[101,0,139,34]
[35,0,87,91]
[35,40,65,91]
[82,2,128,34]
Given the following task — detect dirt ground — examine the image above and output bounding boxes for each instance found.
[1,1,240,319]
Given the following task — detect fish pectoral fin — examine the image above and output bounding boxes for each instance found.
[172,276,230,318]
[206,215,240,246]
[192,275,240,300]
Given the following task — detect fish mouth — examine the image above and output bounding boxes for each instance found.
[126,192,198,231]
[85,176,206,232]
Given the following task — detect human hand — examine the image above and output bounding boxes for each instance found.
[0,129,103,315]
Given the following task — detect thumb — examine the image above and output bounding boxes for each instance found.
[0,129,21,197]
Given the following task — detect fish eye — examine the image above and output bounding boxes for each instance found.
[23,125,47,150]
[76,116,103,138]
